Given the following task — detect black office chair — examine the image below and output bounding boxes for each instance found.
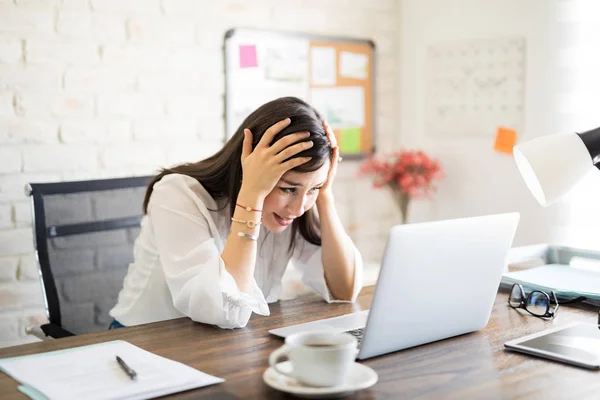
[25,176,152,338]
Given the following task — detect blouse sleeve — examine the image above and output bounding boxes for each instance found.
[290,233,363,303]
[147,176,270,329]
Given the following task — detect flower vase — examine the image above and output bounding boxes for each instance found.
[389,186,411,224]
[398,193,410,224]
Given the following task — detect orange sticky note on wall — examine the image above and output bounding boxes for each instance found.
[494,127,517,154]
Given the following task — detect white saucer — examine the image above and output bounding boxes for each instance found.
[263,361,378,399]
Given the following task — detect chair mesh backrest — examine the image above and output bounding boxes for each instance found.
[43,187,146,334]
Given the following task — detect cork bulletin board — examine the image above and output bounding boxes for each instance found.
[224,28,375,158]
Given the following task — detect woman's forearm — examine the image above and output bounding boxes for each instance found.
[221,186,264,293]
[317,194,356,300]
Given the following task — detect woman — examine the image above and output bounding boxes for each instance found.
[109,97,363,329]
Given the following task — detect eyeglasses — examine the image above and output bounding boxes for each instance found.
[508,283,587,319]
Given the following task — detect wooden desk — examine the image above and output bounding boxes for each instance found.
[1,286,599,399]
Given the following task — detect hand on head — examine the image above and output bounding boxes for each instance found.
[323,120,337,148]
[241,118,314,200]
[318,120,340,196]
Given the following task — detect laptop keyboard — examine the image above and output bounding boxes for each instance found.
[345,328,365,348]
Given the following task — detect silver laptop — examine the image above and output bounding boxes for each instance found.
[269,212,520,360]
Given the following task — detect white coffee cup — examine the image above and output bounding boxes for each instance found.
[268,331,358,387]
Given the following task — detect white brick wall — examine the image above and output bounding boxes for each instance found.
[13,201,31,228]
[0,35,21,64]
[0,7,54,36]
[0,92,13,116]
[0,119,59,144]
[15,93,96,117]
[0,204,12,230]
[0,257,18,282]
[0,147,21,174]
[0,228,33,255]
[22,144,99,172]
[0,0,399,347]
[0,65,63,91]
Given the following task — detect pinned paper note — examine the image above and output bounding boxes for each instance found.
[239,45,257,68]
[264,38,309,82]
[311,46,336,85]
[494,127,517,154]
[310,86,365,129]
[340,51,368,79]
[340,127,361,153]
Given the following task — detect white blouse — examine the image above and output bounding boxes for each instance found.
[109,174,363,329]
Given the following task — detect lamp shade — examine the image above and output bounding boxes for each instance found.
[513,132,595,207]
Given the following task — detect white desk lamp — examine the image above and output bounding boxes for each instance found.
[513,127,600,207]
[513,128,600,318]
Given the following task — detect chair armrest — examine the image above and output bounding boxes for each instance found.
[25,325,52,341]
[40,323,75,339]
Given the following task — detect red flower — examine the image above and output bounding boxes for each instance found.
[358,150,444,200]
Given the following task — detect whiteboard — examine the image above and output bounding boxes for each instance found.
[224,29,309,139]
[424,36,526,137]
[224,28,375,158]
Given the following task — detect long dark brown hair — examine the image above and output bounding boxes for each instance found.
[142,96,333,249]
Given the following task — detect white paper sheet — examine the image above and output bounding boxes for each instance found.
[339,51,368,79]
[0,340,224,400]
[264,37,309,82]
[310,46,336,85]
[310,86,365,129]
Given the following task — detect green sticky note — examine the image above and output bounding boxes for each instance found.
[340,128,361,154]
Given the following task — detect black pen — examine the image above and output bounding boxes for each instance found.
[116,355,137,380]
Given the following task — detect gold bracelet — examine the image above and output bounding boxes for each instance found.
[231,217,261,229]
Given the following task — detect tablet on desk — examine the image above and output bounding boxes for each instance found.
[505,322,600,369]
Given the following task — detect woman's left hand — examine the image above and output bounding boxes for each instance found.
[318,120,339,202]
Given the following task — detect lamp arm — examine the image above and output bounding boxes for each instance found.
[576,126,600,167]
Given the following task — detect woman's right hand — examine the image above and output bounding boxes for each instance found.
[240,118,313,200]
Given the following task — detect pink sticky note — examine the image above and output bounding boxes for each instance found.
[239,45,257,68]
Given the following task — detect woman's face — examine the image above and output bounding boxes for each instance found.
[261,162,330,233]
